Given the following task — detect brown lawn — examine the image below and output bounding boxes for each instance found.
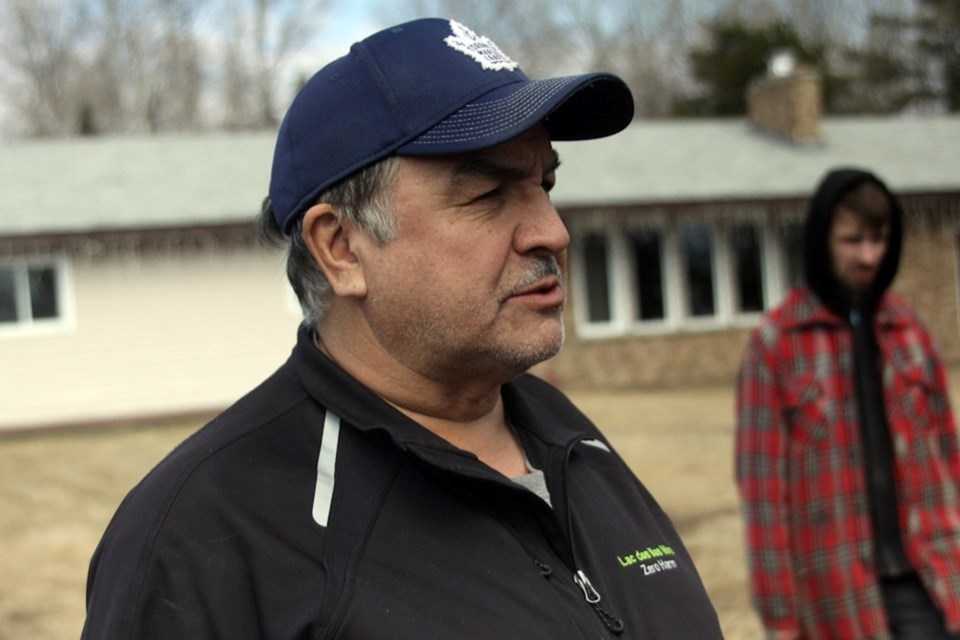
[4,374,958,639]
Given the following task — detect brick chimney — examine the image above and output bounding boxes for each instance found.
[746,50,822,143]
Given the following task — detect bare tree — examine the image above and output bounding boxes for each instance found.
[387,0,698,117]
[0,0,91,136]
[221,12,259,129]
[0,0,208,136]
[1,0,343,136]
[593,0,698,117]
[87,0,207,133]
[216,0,334,129]
[149,0,206,131]
[386,0,573,79]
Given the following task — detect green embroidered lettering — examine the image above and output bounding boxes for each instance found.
[618,542,678,569]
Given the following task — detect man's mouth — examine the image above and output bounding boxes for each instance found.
[507,276,565,308]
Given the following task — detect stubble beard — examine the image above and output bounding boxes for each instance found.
[401,291,565,384]
[375,256,566,383]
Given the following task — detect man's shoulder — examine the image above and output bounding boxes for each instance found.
[878,291,924,326]
[102,364,321,542]
[749,287,804,340]
[165,365,314,476]
[754,286,839,336]
[83,361,333,635]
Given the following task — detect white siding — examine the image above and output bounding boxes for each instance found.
[0,245,302,430]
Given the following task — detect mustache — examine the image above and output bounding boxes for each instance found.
[501,256,563,300]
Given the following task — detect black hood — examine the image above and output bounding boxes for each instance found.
[803,167,903,316]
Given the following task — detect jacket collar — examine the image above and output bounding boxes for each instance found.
[286,325,588,455]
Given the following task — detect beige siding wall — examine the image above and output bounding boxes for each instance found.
[1,243,301,430]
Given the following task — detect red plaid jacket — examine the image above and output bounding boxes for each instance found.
[736,286,960,640]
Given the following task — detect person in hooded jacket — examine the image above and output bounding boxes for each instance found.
[735,167,960,640]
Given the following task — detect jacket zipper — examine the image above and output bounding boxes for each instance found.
[404,442,626,635]
[562,439,625,635]
[573,569,624,634]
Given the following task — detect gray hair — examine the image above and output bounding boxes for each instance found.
[258,156,400,327]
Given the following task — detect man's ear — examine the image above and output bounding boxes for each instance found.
[301,203,368,299]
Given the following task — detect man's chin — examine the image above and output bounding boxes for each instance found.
[525,324,565,367]
[499,323,565,376]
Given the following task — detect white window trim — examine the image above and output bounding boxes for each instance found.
[714,224,735,325]
[760,225,790,317]
[661,228,683,332]
[0,257,75,338]
[609,232,633,332]
[571,218,792,339]
[572,231,624,339]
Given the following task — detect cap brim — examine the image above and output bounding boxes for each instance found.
[397,73,634,156]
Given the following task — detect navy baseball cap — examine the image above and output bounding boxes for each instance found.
[270,18,635,232]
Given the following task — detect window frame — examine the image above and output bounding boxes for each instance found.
[677,222,723,327]
[570,217,794,339]
[625,226,671,330]
[725,222,771,326]
[572,230,625,339]
[0,257,74,337]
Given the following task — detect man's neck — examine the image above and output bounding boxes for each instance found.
[315,322,528,477]
[393,396,529,477]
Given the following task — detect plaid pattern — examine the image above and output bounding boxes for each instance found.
[736,286,960,639]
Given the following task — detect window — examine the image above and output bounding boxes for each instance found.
[731,224,764,313]
[582,232,612,323]
[630,229,665,321]
[571,217,797,337]
[781,222,805,288]
[0,269,15,323]
[0,260,70,331]
[680,225,716,317]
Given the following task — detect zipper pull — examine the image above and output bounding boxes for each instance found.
[574,569,601,603]
[574,570,625,634]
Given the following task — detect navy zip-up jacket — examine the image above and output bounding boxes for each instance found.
[83,327,723,639]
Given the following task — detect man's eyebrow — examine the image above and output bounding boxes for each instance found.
[451,149,562,182]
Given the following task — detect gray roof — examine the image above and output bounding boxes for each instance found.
[552,115,960,207]
[3,115,959,236]
[1,131,274,236]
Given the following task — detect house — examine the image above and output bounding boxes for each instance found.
[539,67,960,390]
[539,116,960,390]
[3,82,959,429]
[0,133,301,431]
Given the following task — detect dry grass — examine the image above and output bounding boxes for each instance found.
[0,420,199,640]
[5,374,957,639]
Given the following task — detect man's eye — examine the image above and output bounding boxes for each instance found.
[474,187,502,201]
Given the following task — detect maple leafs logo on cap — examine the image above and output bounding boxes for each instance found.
[444,20,519,71]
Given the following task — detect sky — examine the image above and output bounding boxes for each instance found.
[274,0,421,110]
[289,0,435,68]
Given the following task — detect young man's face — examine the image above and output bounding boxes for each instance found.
[355,124,569,383]
[828,207,890,300]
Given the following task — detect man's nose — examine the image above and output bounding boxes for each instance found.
[858,240,886,264]
[514,191,570,257]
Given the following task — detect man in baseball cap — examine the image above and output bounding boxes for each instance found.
[83,18,722,638]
